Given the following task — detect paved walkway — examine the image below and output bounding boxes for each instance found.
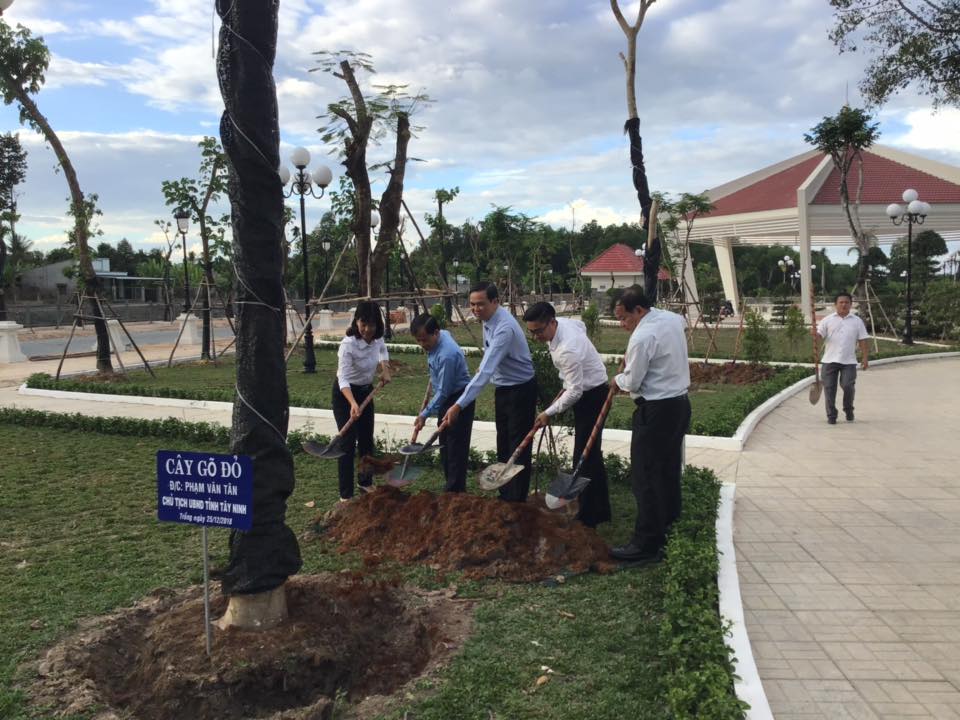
[728,357,960,719]
[2,338,957,718]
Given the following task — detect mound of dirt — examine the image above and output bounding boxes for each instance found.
[31,574,472,720]
[316,486,616,582]
[689,361,775,385]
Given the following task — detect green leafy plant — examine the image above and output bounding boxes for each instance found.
[783,304,806,354]
[741,310,772,365]
[429,301,447,329]
[581,302,601,343]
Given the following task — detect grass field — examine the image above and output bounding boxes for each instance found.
[0,421,722,720]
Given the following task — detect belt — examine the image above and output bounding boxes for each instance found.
[635,393,687,406]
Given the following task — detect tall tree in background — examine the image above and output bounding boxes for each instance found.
[0,131,27,320]
[889,228,948,290]
[0,18,112,371]
[216,0,301,626]
[425,187,458,318]
[828,0,960,108]
[611,0,662,303]
[804,106,881,299]
[161,136,229,360]
[312,51,430,296]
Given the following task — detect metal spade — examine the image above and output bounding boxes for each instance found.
[386,421,447,487]
[477,425,539,491]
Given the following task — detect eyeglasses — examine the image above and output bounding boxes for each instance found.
[528,324,549,337]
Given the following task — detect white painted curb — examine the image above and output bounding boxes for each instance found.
[718,484,774,720]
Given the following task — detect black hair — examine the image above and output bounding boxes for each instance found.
[522,301,556,324]
[469,281,498,301]
[346,300,385,339]
[834,292,853,303]
[616,284,651,312]
[409,313,440,336]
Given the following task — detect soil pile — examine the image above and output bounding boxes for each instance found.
[317,486,616,581]
[32,574,471,720]
[689,361,774,385]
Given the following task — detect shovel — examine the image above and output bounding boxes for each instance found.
[477,390,565,491]
[545,382,618,510]
[302,379,386,459]
[808,282,822,405]
[386,420,448,487]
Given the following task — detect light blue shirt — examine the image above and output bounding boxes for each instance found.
[455,306,535,409]
[421,330,472,418]
[615,307,690,400]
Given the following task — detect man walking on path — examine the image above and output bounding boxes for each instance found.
[444,282,538,502]
[817,292,869,424]
[410,314,475,492]
[524,301,612,527]
[611,286,691,563]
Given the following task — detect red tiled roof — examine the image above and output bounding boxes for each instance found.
[708,154,824,218]
[581,243,672,279]
[812,151,960,204]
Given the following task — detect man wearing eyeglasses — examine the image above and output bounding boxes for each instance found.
[524,301,612,527]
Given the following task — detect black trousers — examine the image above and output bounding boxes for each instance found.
[822,362,857,420]
[331,380,375,499]
[494,377,538,502]
[573,383,612,528]
[630,394,691,551]
[438,391,475,492]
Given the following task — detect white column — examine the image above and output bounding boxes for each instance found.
[90,319,130,352]
[0,321,28,363]
[316,309,334,332]
[797,193,813,323]
[682,245,700,323]
[286,307,303,336]
[713,238,740,314]
[176,313,202,345]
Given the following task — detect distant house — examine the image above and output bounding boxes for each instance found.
[580,243,671,294]
[17,258,163,302]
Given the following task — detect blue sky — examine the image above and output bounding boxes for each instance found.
[1,0,958,264]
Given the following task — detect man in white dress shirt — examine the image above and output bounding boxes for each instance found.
[611,286,691,563]
[817,292,869,424]
[524,302,612,527]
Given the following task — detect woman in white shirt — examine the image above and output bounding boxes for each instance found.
[333,301,391,499]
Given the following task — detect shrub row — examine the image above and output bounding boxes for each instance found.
[660,466,748,719]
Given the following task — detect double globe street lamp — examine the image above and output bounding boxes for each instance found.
[887,189,932,346]
[172,209,192,314]
[279,147,332,373]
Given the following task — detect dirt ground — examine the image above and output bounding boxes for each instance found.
[688,361,775,385]
[31,574,473,720]
[314,486,617,582]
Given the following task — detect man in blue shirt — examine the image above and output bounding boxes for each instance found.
[411,313,474,492]
[443,281,538,502]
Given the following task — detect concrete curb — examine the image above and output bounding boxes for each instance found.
[718,483,774,720]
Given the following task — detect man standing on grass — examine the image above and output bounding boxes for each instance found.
[443,281,537,502]
[524,301,612,528]
[817,292,869,424]
[611,285,690,563]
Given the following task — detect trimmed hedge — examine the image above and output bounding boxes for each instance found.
[661,467,748,719]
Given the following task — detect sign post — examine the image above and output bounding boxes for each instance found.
[157,450,254,656]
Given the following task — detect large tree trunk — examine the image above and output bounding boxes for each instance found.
[216,0,301,627]
[371,113,410,296]
[0,236,6,321]
[10,86,112,371]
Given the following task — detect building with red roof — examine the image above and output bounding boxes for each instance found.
[580,243,671,294]
[681,145,960,318]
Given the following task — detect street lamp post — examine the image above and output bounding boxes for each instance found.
[777,255,795,286]
[173,209,191,314]
[280,147,332,373]
[887,189,931,346]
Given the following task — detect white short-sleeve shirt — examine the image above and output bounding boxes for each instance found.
[817,312,869,365]
[336,335,389,389]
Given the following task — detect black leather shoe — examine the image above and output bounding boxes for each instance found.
[845,411,854,422]
[609,542,662,563]
[827,417,837,425]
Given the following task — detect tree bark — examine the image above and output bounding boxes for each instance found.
[0,236,6,320]
[371,113,411,297]
[194,160,221,360]
[7,82,111,370]
[216,0,301,616]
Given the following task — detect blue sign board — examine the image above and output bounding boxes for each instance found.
[157,450,253,530]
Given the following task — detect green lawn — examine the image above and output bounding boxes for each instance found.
[29,348,809,437]
[379,324,954,363]
[0,421,732,720]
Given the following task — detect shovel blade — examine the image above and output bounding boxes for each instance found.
[546,471,592,507]
[808,379,822,405]
[386,465,423,486]
[302,438,346,460]
[477,462,523,491]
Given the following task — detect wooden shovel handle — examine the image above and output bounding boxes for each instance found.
[410,381,433,443]
[573,383,618,473]
[505,389,565,465]
[336,379,386,439]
